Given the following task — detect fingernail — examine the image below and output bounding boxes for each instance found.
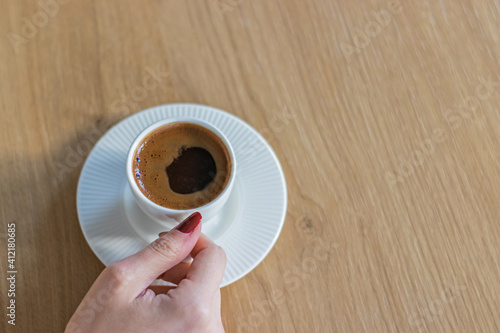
[158,213,202,237]
[175,212,202,234]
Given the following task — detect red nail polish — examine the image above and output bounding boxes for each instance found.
[174,212,202,234]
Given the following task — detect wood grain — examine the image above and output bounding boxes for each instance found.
[1,0,500,332]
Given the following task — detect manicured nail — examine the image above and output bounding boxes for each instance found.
[157,213,202,237]
[175,212,202,234]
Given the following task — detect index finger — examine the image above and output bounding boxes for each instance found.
[178,233,226,299]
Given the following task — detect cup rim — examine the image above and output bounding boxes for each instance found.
[126,117,237,214]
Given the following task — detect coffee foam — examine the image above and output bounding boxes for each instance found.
[133,122,231,210]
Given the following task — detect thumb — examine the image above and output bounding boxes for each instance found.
[118,212,202,293]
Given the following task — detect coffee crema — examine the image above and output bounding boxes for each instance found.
[133,122,231,210]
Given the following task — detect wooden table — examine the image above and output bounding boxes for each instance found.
[2,1,500,332]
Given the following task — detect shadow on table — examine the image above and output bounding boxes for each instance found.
[31,118,125,331]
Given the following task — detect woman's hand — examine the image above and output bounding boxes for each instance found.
[66,212,226,333]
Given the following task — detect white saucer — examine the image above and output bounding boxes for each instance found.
[76,104,287,287]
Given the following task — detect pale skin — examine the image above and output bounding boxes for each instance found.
[66,219,226,333]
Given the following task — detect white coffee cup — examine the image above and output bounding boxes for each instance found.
[126,117,236,228]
